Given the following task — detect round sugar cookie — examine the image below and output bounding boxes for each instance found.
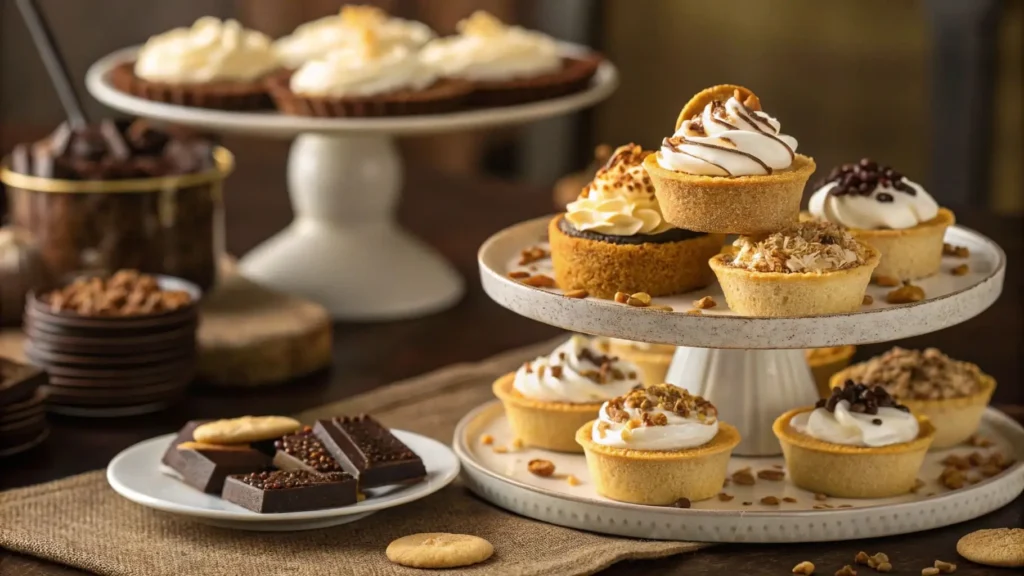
[193,416,300,444]
[386,533,494,569]
[956,528,1024,567]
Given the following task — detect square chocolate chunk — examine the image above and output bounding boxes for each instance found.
[160,420,210,471]
[272,426,344,473]
[313,415,426,489]
[169,445,270,494]
[222,470,357,513]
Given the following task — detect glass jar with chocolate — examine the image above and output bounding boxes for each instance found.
[0,119,231,291]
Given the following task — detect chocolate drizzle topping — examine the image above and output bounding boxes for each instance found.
[823,158,916,202]
[663,136,772,175]
[816,380,910,415]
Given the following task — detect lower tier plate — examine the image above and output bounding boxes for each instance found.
[454,401,1023,543]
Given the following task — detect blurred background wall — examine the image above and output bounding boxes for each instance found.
[1,0,1021,213]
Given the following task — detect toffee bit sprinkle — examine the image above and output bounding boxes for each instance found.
[816,380,909,415]
[728,221,867,274]
[609,384,717,424]
[234,470,351,490]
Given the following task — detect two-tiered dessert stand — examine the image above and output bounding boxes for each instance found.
[84,46,618,321]
[454,214,1023,542]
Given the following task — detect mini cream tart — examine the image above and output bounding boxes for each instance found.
[604,339,676,387]
[708,221,880,317]
[549,143,724,299]
[774,381,935,498]
[576,384,740,505]
[808,158,955,280]
[643,85,816,235]
[492,335,642,453]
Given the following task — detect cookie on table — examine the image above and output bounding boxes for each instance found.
[956,528,1024,568]
[386,533,494,569]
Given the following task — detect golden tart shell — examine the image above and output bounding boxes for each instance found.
[492,372,600,453]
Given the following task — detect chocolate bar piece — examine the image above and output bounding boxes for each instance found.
[313,415,426,488]
[272,427,344,473]
[170,443,270,494]
[222,470,357,513]
[0,359,47,408]
[160,420,210,471]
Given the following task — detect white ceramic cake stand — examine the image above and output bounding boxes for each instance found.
[84,46,618,320]
[478,216,1006,455]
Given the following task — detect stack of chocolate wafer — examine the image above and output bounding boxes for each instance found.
[0,357,48,457]
[24,270,200,417]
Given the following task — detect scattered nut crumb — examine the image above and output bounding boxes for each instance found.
[626,292,651,307]
[792,560,815,575]
[527,459,555,477]
[876,562,892,573]
[693,296,717,309]
[968,452,986,466]
[563,289,588,299]
[922,568,940,576]
[838,504,853,508]
[836,565,857,576]
[941,455,971,470]
[943,243,969,258]
[649,304,674,312]
[519,246,549,266]
[772,464,784,469]
[672,497,691,509]
[717,492,735,502]
[933,559,956,573]
[731,468,756,486]
[814,493,829,501]
[783,496,798,503]
[613,291,629,304]
[686,309,703,316]
[760,496,780,505]
[868,553,890,569]
[951,264,969,276]
[508,271,530,279]
[565,474,581,487]
[855,551,871,565]
[875,275,901,287]
[967,434,994,447]
[521,274,556,288]
[742,501,752,506]
[812,504,829,510]
[480,434,494,445]
[493,446,508,454]
[511,438,524,450]
[940,467,965,490]
[886,283,925,304]
[757,469,786,481]
[863,294,873,305]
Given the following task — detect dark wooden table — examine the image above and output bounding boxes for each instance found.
[1,138,1021,576]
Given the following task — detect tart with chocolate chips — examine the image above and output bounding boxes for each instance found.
[773,381,935,498]
[831,347,996,449]
[549,143,724,299]
[575,384,740,505]
[806,159,955,281]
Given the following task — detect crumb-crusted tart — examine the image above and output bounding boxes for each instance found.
[832,347,996,449]
[602,339,676,388]
[643,85,816,235]
[808,158,955,280]
[576,384,740,504]
[805,346,857,398]
[419,11,601,107]
[111,17,279,110]
[268,28,471,117]
[709,221,879,317]
[492,335,643,453]
[549,143,724,299]
[774,381,935,498]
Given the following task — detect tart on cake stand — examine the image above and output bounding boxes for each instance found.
[84,46,618,321]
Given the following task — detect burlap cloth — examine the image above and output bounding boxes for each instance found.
[0,337,703,576]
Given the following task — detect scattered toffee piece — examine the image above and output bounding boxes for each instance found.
[607,384,717,426]
[313,415,426,488]
[816,380,910,415]
[823,158,916,200]
[558,216,707,245]
[222,470,357,513]
[273,426,343,473]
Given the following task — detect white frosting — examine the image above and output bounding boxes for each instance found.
[657,95,798,176]
[419,11,562,82]
[512,335,641,403]
[289,39,437,97]
[134,17,278,83]
[808,179,939,230]
[273,6,434,68]
[790,401,919,448]
[591,402,719,451]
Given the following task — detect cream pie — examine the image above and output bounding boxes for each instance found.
[774,381,934,498]
[419,11,601,106]
[268,29,471,117]
[833,347,996,449]
[644,85,816,235]
[603,339,676,387]
[549,143,724,299]
[274,4,435,69]
[492,335,643,453]
[576,384,740,505]
[111,17,279,110]
[709,221,879,317]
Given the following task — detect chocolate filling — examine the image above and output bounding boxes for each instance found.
[558,216,708,245]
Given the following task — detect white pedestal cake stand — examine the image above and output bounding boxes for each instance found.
[84,46,618,320]
[478,215,1006,455]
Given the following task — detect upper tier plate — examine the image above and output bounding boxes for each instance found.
[85,45,618,138]
[478,216,1005,349]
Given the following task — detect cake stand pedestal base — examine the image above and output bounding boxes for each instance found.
[665,347,818,456]
[238,133,464,321]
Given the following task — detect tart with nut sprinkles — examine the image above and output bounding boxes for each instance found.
[576,383,740,505]
[832,347,996,449]
[549,142,724,299]
[708,221,880,317]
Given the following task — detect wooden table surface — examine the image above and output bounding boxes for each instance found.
[0,138,1021,576]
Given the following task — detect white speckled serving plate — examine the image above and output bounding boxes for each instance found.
[478,216,1005,349]
[455,402,1024,543]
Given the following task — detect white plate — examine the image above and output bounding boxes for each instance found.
[478,216,1005,349]
[455,401,1024,543]
[107,430,459,531]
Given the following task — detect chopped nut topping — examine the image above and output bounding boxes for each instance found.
[493,446,508,454]
[818,380,909,414]
[757,469,786,481]
[519,246,549,266]
[732,467,756,486]
[933,560,956,573]
[508,271,530,279]
[672,497,691,508]
[549,365,563,379]
[564,289,589,299]
[565,474,581,486]
[521,274,557,288]
[875,275,901,287]
[951,264,969,276]
[607,384,717,425]
[863,294,873,305]
[596,421,610,439]
[792,561,815,575]
[760,496,780,505]
[693,296,716,309]
[939,467,965,490]
[886,283,925,303]
[943,243,969,258]
[842,347,982,400]
[527,459,555,477]
[836,566,857,576]
[480,434,494,445]
[867,553,890,569]
[727,222,868,273]
[814,493,828,501]
[838,504,853,508]
[967,434,994,447]
[875,562,892,573]
[742,501,752,506]
[613,291,629,303]
[717,492,735,502]
[782,496,798,503]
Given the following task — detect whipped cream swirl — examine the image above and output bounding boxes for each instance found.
[658,93,798,177]
[289,31,437,97]
[134,17,278,83]
[274,5,435,68]
[565,144,673,236]
[591,384,719,451]
[419,11,562,82]
[790,400,919,447]
[809,160,939,230]
[513,336,642,403]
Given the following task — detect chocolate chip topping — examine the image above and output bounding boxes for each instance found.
[275,427,342,472]
[336,415,417,464]
[235,470,351,490]
[607,383,717,426]
[823,158,916,200]
[816,380,910,415]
